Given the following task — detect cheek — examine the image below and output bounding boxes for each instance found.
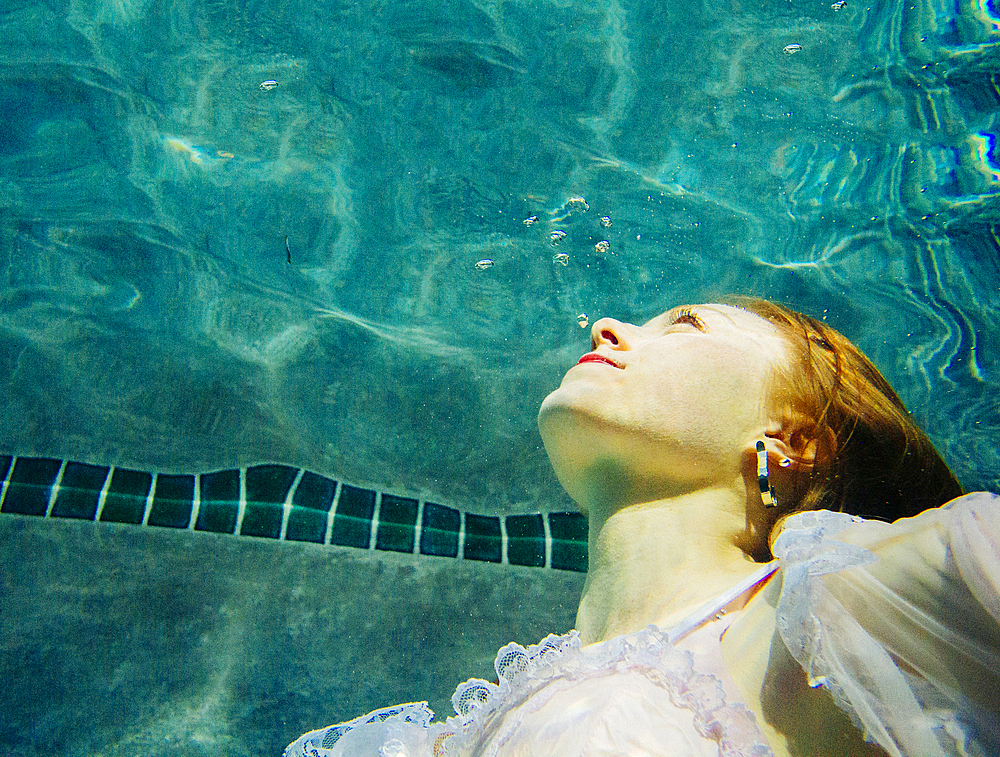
[643,354,768,438]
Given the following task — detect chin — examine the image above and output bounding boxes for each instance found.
[537,393,629,510]
[539,392,725,513]
[537,385,596,453]
[538,394,588,504]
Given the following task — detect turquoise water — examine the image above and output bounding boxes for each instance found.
[0,0,998,508]
[1,0,999,753]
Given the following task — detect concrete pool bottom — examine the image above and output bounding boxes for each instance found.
[0,514,584,757]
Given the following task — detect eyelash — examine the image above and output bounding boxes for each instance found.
[671,308,705,330]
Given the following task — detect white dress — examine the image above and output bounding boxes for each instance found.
[284,492,1000,757]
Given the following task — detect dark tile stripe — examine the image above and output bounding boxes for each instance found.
[375,494,418,553]
[285,471,337,544]
[330,485,375,549]
[196,469,241,534]
[51,462,110,520]
[241,465,298,539]
[0,456,589,572]
[1,457,62,516]
[464,513,502,563]
[548,512,588,572]
[419,502,460,558]
[147,474,195,529]
[506,514,546,567]
[99,467,152,524]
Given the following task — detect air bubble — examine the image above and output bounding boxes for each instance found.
[600,217,613,228]
[566,197,589,212]
[550,230,567,245]
[474,259,494,270]
[577,314,589,328]
[259,80,278,90]
[552,252,570,266]
[523,215,538,226]
[782,44,802,55]
[595,240,610,254]
[831,0,846,8]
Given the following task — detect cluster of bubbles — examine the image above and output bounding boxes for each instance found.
[468,196,622,328]
[473,196,618,270]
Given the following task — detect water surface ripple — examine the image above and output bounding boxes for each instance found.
[0,0,998,508]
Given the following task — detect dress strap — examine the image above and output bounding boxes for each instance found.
[665,560,779,643]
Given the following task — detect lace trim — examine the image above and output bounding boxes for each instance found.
[435,627,773,757]
[283,701,434,757]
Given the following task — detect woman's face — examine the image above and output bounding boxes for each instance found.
[538,304,795,508]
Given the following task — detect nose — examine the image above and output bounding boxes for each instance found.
[590,317,630,351]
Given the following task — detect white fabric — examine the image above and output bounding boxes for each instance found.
[285,493,1000,757]
[770,492,1000,757]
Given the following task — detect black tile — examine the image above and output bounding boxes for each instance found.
[0,455,11,482]
[506,514,545,567]
[51,462,109,520]
[330,485,375,549]
[285,471,337,543]
[549,512,588,572]
[1,457,62,516]
[419,502,460,558]
[196,469,240,534]
[245,465,298,506]
[240,500,283,539]
[464,513,501,563]
[284,507,328,543]
[240,465,299,539]
[99,468,152,524]
[147,474,195,529]
[290,471,337,511]
[375,494,418,553]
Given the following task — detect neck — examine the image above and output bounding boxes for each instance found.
[575,486,763,646]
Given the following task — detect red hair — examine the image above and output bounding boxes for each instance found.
[740,299,962,521]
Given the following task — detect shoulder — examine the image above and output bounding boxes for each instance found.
[727,494,1000,757]
[781,492,1000,624]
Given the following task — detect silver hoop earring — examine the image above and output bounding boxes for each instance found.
[755,440,777,508]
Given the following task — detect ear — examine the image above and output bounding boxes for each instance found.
[759,410,833,471]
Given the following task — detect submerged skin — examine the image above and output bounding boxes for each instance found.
[537,303,886,757]
[538,304,802,642]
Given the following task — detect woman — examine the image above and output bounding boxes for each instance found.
[285,300,999,757]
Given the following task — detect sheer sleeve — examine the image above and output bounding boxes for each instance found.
[770,493,1000,757]
[283,702,437,757]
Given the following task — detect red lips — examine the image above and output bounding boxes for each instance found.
[576,353,623,369]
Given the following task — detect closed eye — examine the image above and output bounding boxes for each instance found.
[670,307,706,331]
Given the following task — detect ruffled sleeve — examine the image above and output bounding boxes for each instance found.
[284,702,437,757]
[769,493,1000,757]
